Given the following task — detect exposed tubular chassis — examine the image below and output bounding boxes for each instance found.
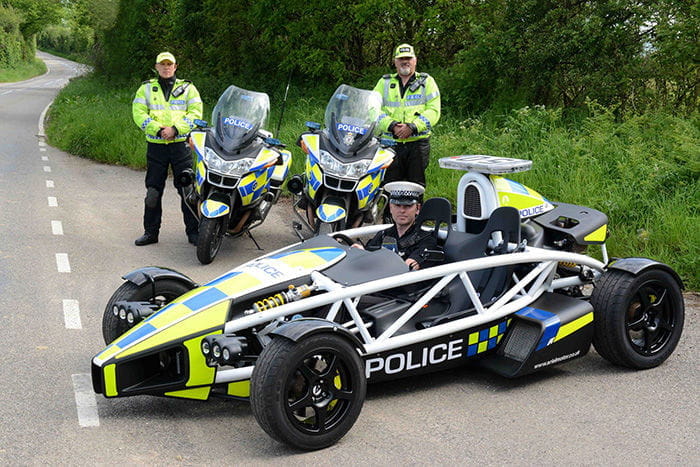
[207,223,607,385]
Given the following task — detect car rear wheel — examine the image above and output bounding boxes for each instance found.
[102,279,193,344]
[250,334,366,450]
[590,268,684,369]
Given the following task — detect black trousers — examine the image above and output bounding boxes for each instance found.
[384,138,431,186]
[143,141,198,236]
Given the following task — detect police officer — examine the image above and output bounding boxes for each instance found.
[373,44,441,187]
[132,51,203,246]
[361,181,439,271]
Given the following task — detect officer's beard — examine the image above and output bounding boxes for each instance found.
[398,65,413,77]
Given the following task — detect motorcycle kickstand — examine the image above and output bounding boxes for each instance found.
[246,230,262,250]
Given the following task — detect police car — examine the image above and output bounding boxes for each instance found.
[91,155,685,450]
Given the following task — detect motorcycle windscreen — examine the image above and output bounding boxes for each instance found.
[211,85,270,152]
[324,84,382,155]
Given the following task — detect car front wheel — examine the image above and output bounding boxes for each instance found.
[250,333,366,450]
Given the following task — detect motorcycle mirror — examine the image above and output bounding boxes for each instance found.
[264,137,285,148]
[305,121,321,130]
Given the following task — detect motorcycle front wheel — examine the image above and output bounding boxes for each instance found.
[197,217,225,264]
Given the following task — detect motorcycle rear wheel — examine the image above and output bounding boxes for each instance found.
[197,217,225,264]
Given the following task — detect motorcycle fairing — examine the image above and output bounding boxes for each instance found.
[355,170,384,209]
[271,149,292,183]
[190,131,208,194]
[491,175,554,219]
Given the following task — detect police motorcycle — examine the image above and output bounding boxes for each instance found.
[286,84,395,235]
[180,85,292,264]
[92,153,685,450]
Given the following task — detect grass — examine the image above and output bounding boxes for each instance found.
[45,74,700,289]
[0,58,47,82]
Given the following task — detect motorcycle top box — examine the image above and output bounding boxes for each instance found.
[93,154,685,451]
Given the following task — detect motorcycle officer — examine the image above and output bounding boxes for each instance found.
[132,51,203,246]
[355,181,439,271]
[373,44,441,187]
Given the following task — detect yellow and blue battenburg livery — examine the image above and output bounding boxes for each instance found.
[181,84,292,264]
[92,246,346,399]
[288,84,394,233]
[91,150,685,450]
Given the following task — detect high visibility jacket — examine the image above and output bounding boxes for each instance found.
[373,72,440,142]
[132,78,203,144]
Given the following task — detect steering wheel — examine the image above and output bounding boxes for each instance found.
[332,233,361,248]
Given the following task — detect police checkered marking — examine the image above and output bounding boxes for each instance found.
[466,321,508,356]
[317,204,346,222]
[516,306,561,350]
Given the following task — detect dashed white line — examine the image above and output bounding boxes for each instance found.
[40,147,47,152]
[63,299,82,329]
[42,156,49,161]
[56,253,71,272]
[1,90,11,96]
[48,196,58,207]
[46,180,54,188]
[51,220,64,235]
[43,166,51,172]
[72,374,99,427]
[38,141,47,147]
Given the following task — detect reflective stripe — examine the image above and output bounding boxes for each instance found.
[169,105,187,111]
[425,91,439,100]
[417,114,432,130]
[148,104,166,110]
[188,97,202,104]
[141,117,153,130]
[384,101,402,107]
[405,99,425,106]
[133,97,147,105]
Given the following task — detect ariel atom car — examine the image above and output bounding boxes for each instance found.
[91,155,685,450]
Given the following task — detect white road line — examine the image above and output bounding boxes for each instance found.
[1,90,11,96]
[48,196,58,207]
[40,148,47,152]
[46,180,54,188]
[63,299,82,329]
[42,156,48,160]
[43,165,51,172]
[72,374,99,427]
[38,141,47,147]
[56,253,71,272]
[51,220,63,235]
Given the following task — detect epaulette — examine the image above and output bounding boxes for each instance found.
[142,78,155,84]
[382,74,392,79]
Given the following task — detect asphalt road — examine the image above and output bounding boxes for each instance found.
[0,52,697,465]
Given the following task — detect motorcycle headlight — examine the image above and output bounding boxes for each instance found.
[318,150,371,178]
[203,147,254,177]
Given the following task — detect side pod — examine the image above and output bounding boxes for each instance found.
[480,293,594,377]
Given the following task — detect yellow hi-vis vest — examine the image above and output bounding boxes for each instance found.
[132,78,203,144]
[373,72,441,142]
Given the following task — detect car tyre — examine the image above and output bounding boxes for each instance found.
[102,279,194,344]
[250,334,366,450]
[590,268,684,369]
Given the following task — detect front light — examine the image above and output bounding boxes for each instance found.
[126,311,135,325]
[318,150,371,178]
[203,147,254,176]
[201,340,210,355]
[119,307,126,320]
